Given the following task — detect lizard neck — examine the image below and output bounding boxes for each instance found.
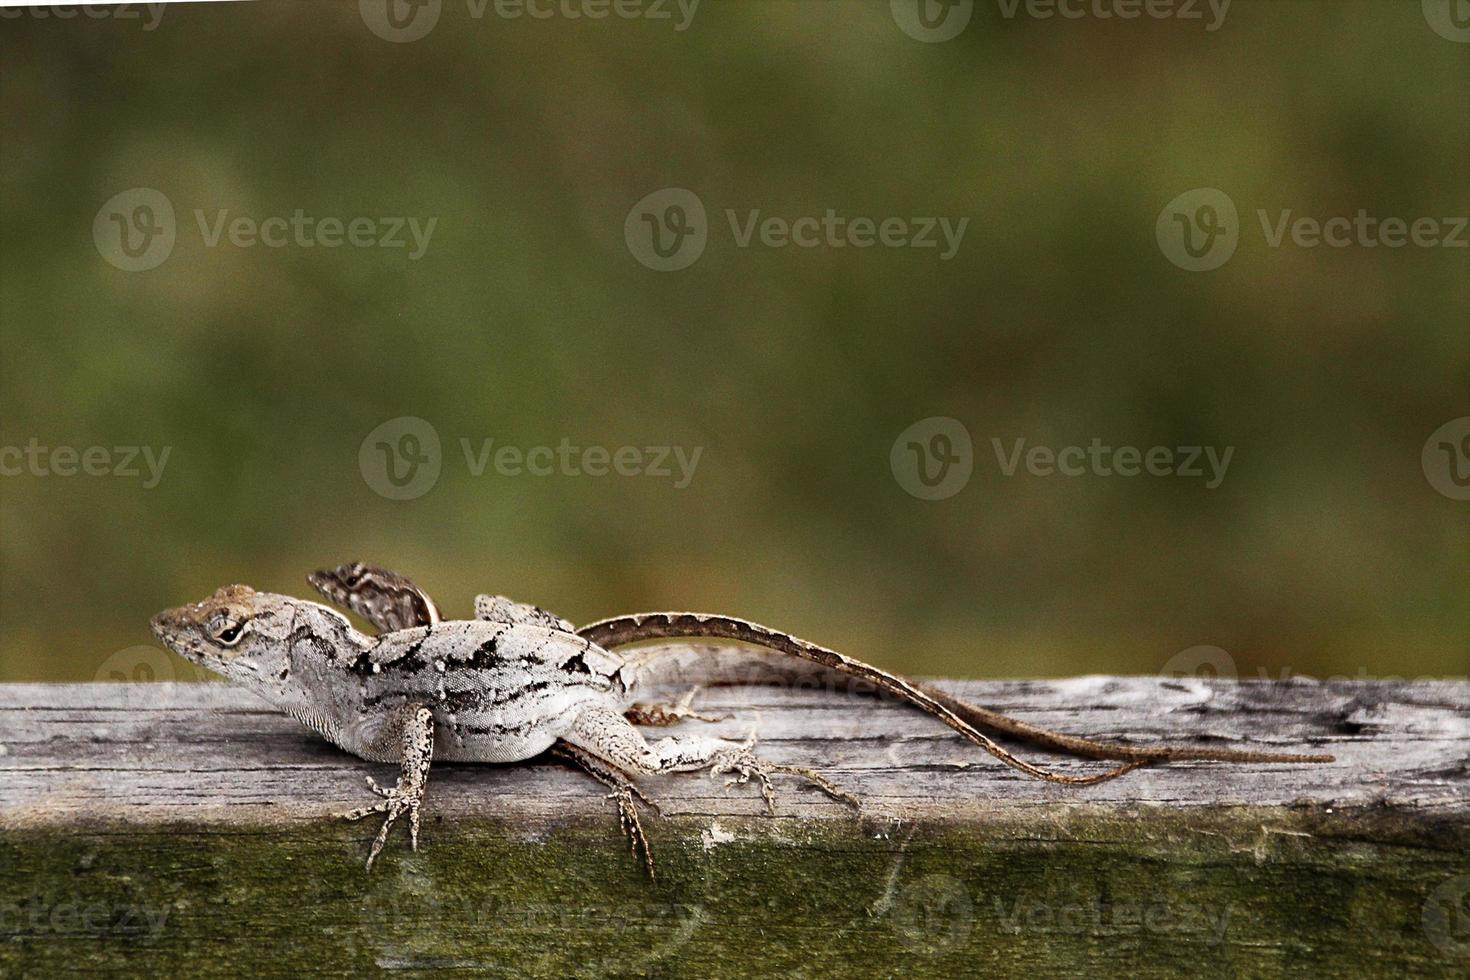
[246,603,371,733]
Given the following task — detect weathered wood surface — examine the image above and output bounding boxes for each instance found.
[1,654,1467,977]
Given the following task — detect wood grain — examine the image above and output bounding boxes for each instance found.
[1,654,1466,977]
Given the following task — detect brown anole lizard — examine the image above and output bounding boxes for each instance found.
[150,562,1333,875]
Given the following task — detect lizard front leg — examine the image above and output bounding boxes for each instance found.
[340,703,435,870]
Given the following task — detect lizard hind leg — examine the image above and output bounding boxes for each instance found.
[566,705,860,820]
[549,741,661,879]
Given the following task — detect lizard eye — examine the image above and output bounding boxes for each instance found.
[210,616,247,646]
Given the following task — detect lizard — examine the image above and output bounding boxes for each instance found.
[150,562,1335,875]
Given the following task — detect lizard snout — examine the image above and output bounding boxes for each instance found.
[151,608,175,637]
[151,607,191,645]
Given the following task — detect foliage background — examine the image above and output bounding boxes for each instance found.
[1,0,1465,683]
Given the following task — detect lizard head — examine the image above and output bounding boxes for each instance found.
[151,584,356,688]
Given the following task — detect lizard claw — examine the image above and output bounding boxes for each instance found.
[605,785,660,880]
[710,730,859,816]
[710,747,781,814]
[338,798,388,822]
[339,778,426,870]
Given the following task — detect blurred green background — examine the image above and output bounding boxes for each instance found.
[1,0,1465,684]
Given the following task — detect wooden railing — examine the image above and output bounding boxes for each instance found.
[2,656,1466,976]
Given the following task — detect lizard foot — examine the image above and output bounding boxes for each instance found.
[340,775,426,871]
[607,782,662,880]
[626,686,730,726]
[550,740,664,879]
[710,732,859,815]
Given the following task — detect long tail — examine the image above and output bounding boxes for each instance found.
[579,613,1335,769]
